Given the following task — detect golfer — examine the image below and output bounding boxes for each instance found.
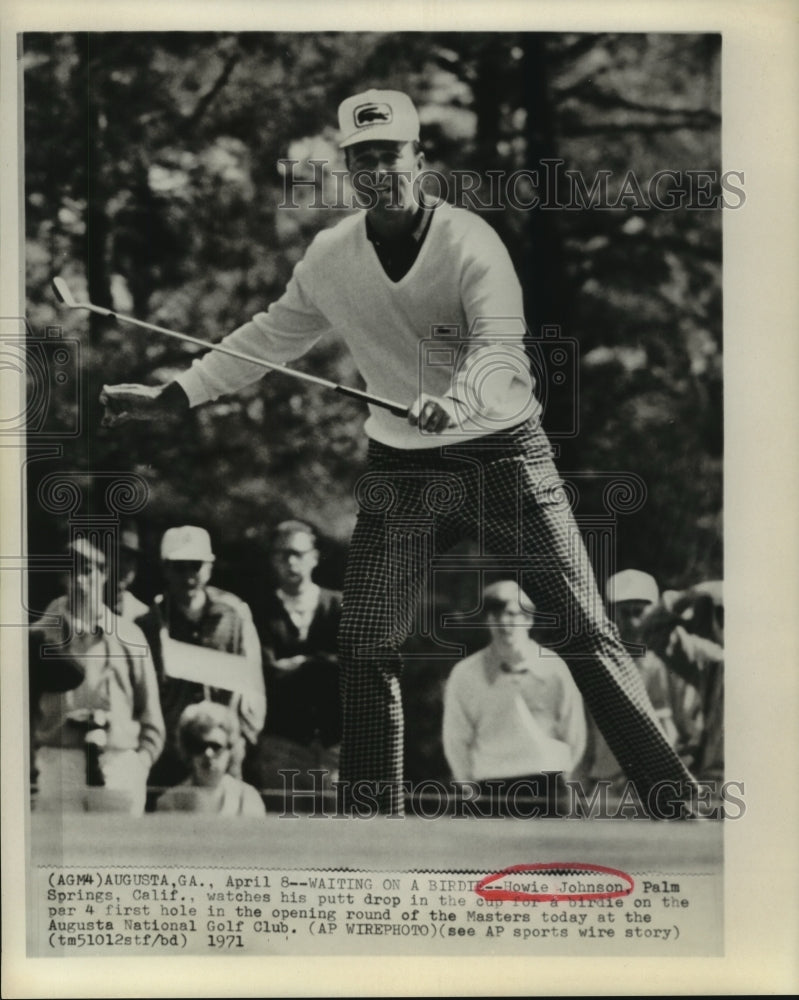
[101,88,695,817]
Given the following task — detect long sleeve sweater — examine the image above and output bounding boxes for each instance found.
[176,203,539,449]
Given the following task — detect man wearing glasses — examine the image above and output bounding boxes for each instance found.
[246,520,342,799]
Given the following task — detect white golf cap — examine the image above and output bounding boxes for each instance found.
[160,525,215,562]
[606,569,659,605]
[338,89,420,149]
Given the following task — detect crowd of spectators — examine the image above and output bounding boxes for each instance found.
[28,521,724,817]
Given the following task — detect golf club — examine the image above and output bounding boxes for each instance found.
[52,276,410,418]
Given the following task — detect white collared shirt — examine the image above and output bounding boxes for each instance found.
[442,639,587,782]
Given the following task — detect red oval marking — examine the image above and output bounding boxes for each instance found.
[475,862,634,903]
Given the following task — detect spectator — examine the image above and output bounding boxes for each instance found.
[583,570,703,792]
[137,526,265,793]
[648,581,724,781]
[108,521,148,621]
[442,580,586,814]
[156,701,265,816]
[246,521,342,794]
[30,535,164,814]
[666,580,724,646]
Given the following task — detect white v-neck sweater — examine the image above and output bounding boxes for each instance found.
[177,203,539,449]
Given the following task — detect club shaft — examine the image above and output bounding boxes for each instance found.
[57,284,409,417]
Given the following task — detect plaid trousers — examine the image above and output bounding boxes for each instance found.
[338,419,695,816]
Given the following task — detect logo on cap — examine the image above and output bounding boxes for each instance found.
[354,103,393,127]
[338,89,419,148]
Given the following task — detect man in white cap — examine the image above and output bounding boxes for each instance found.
[582,569,703,792]
[442,581,586,815]
[606,569,661,644]
[648,580,724,782]
[136,525,265,795]
[100,88,696,817]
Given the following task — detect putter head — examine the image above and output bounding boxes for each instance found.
[52,276,79,308]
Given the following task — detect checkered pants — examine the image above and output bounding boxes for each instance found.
[338,419,695,815]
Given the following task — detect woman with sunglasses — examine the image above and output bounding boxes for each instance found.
[156,701,265,817]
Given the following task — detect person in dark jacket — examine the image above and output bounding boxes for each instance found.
[245,521,342,795]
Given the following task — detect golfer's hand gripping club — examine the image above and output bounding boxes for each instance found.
[408,393,462,434]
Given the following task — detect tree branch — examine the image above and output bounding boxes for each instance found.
[181,48,241,133]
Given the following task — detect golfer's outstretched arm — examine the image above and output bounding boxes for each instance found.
[100,252,333,426]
